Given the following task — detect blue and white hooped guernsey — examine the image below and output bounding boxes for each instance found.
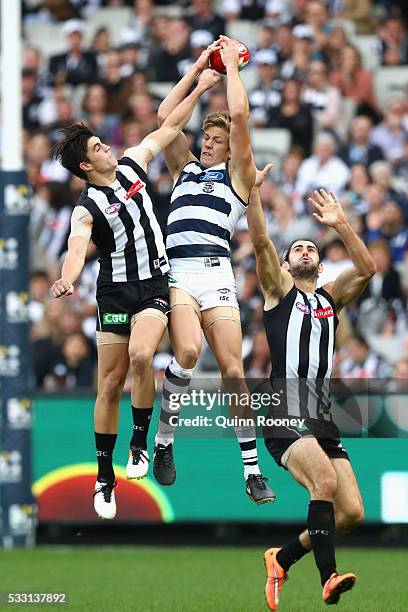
[166,161,247,263]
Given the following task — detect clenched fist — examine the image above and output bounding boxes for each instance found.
[51,278,74,298]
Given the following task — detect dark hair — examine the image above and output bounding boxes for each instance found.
[52,123,94,180]
[283,239,322,263]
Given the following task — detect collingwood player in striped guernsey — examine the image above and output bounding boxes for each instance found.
[152,36,275,505]
[247,168,376,610]
[50,69,220,520]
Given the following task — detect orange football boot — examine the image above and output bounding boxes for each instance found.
[264,547,287,610]
[322,572,356,605]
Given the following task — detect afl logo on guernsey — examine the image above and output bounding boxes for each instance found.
[296,302,310,314]
[199,171,224,181]
[105,203,121,215]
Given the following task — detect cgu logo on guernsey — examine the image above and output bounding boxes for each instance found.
[103,313,129,324]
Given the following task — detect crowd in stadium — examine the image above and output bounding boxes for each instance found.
[21,0,408,390]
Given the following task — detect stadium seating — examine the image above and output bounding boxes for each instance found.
[374,66,408,108]
[250,127,291,168]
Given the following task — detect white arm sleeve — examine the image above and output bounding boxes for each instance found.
[123,138,163,167]
[69,206,93,241]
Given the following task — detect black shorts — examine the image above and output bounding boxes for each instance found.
[96,274,170,334]
[264,418,350,469]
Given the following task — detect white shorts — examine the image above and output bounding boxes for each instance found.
[168,257,239,311]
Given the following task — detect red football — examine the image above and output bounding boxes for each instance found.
[209,40,251,75]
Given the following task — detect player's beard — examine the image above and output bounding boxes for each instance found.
[290,261,319,280]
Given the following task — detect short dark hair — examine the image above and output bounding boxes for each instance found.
[53,123,94,180]
[283,239,322,263]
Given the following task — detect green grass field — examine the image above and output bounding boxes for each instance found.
[0,547,406,611]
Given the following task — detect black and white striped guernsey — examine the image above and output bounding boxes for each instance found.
[166,161,247,260]
[264,285,339,420]
[76,156,169,283]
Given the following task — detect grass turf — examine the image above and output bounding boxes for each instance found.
[0,546,406,611]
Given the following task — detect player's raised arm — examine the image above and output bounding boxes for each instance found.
[221,36,256,194]
[247,165,293,307]
[157,41,221,179]
[51,206,93,298]
[308,189,377,310]
[124,69,220,173]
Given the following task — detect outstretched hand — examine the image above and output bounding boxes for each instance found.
[254,163,273,188]
[194,39,222,72]
[308,189,347,228]
[196,68,221,92]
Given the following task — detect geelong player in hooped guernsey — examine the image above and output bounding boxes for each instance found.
[50,70,220,521]
[247,166,377,610]
[152,36,275,505]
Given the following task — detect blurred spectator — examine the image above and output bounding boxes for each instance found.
[330,44,380,119]
[25,132,69,185]
[392,356,408,380]
[248,48,282,126]
[223,0,290,22]
[28,270,51,327]
[22,68,44,131]
[302,60,343,140]
[340,115,384,168]
[318,239,351,285]
[148,18,191,82]
[267,79,314,155]
[339,334,393,378]
[371,99,408,164]
[188,0,225,40]
[359,239,405,302]
[295,132,351,202]
[37,181,73,275]
[120,40,144,78]
[81,83,119,143]
[46,333,96,389]
[267,189,319,254]
[98,49,127,113]
[369,160,408,216]
[356,239,406,335]
[274,149,304,204]
[178,29,214,76]
[90,26,113,71]
[126,92,158,135]
[281,23,313,81]
[343,164,370,214]
[379,17,408,65]
[244,328,271,377]
[303,0,331,55]
[48,19,98,86]
[323,26,348,71]
[45,98,77,144]
[253,18,277,53]
[121,0,154,50]
[337,0,373,35]
[274,21,294,64]
[367,201,408,263]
